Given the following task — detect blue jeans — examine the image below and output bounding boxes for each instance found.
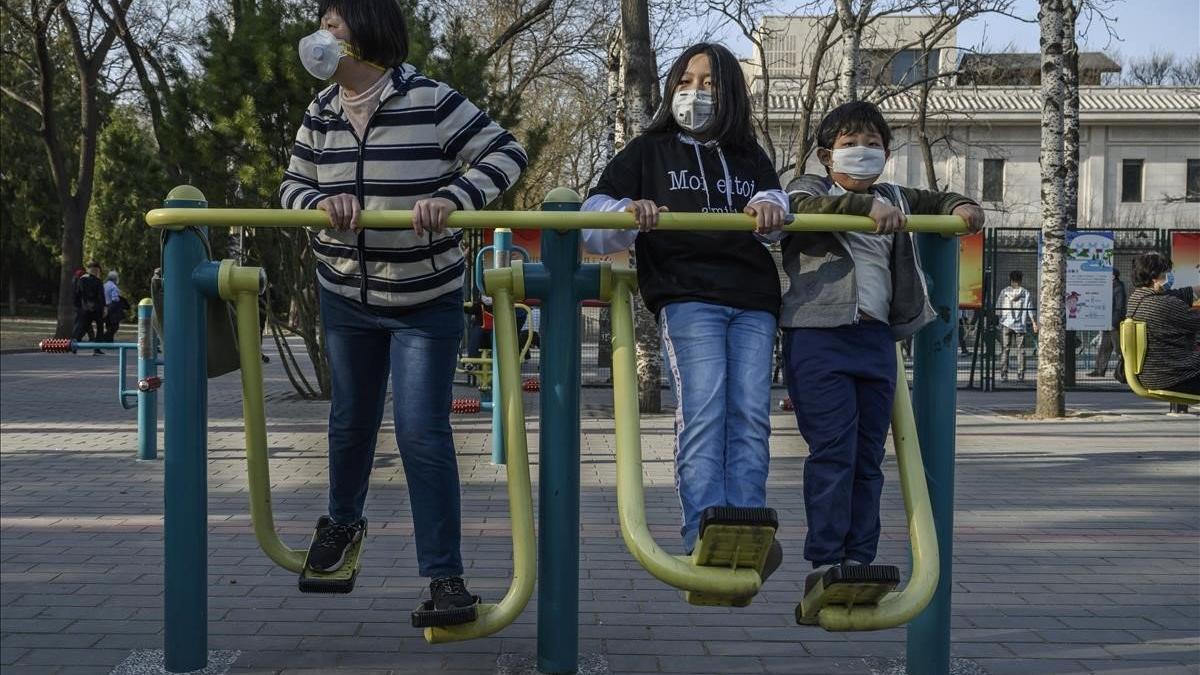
[660,302,776,552]
[320,285,464,578]
[782,322,896,567]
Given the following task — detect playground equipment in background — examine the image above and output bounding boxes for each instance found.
[145,185,965,675]
[1119,318,1200,405]
[452,302,534,415]
[36,298,161,460]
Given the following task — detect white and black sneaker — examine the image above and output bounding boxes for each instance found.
[306,517,364,572]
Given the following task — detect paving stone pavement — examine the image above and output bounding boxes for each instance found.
[1,344,1198,675]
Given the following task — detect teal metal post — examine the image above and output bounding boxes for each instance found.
[491,229,512,465]
[523,190,601,674]
[137,299,158,460]
[906,232,959,675]
[161,186,210,673]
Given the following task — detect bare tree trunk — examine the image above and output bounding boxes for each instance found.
[7,275,17,316]
[598,29,623,374]
[620,0,662,413]
[917,74,939,190]
[1036,0,1067,418]
[793,14,839,175]
[1062,2,1080,232]
[835,0,869,103]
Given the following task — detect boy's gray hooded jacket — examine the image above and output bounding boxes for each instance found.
[780,174,973,340]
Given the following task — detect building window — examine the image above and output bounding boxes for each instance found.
[1121,159,1143,203]
[982,159,1005,202]
[890,49,939,85]
[1187,159,1200,202]
[764,33,797,73]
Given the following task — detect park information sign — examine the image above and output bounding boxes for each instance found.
[1064,230,1114,330]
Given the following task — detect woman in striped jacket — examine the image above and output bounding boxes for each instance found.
[1127,253,1200,394]
[280,0,526,619]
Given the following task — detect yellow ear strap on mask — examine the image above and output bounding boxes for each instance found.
[339,41,386,72]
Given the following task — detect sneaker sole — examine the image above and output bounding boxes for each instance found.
[412,596,480,628]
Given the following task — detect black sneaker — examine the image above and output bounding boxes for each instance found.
[430,576,476,611]
[306,518,364,572]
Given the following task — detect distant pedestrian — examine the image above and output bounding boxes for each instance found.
[102,270,124,343]
[1089,269,1127,377]
[996,270,1038,381]
[72,262,105,353]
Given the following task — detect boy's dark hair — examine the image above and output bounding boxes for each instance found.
[1133,253,1171,287]
[1009,270,1023,283]
[816,101,892,150]
[1113,269,1120,280]
[645,43,756,151]
[317,0,409,67]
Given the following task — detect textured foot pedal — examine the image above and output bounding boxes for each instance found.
[796,564,900,625]
[686,506,778,607]
[411,597,480,628]
[298,517,366,594]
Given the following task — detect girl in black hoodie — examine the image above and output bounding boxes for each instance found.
[582,43,787,564]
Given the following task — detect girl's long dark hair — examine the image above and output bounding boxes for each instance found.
[644,42,756,152]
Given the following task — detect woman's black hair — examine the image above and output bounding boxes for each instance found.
[644,43,756,151]
[816,100,892,150]
[1133,252,1172,288]
[317,0,409,67]
[1009,270,1023,283]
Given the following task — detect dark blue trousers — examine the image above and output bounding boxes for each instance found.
[782,322,897,567]
[320,285,464,578]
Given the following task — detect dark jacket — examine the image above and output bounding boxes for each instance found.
[779,175,975,339]
[1112,278,1127,329]
[584,132,785,316]
[1127,286,1199,389]
[75,274,104,314]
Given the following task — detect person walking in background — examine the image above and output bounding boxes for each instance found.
[71,268,95,342]
[72,262,105,354]
[996,270,1038,382]
[1089,268,1127,377]
[101,270,124,343]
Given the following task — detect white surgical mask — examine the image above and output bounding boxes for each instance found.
[299,29,345,80]
[829,146,887,180]
[672,90,714,132]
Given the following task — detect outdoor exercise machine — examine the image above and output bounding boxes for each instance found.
[1119,318,1200,405]
[144,184,964,675]
[608,268,938,628]
[36,297,161,461]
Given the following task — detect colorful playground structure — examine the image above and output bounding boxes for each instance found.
[143,184,967,674]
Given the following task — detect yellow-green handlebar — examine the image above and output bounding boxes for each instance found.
[425,271,536,643]
[817,345,939,630]
[223,263,307,573]
[609,271,761,598]
[146,207,965,235]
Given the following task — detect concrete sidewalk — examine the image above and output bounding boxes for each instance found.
[1,346,1197,675]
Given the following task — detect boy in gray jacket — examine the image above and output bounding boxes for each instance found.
[780,101,983,597]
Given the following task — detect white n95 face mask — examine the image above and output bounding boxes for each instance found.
[672,90,714,132]
[299,29,346,80]
[829,146,887,180]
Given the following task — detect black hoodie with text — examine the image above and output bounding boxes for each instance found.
[581,131,787,316]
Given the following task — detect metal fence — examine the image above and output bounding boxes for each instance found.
[460,228,1195,393]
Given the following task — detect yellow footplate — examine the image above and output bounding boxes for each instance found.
[686,506,778,607]
[797,564,900,625]
[298,517,366,594]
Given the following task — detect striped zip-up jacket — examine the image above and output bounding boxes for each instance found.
[280,64,527,307]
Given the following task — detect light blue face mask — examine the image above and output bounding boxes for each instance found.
[1163,271,1175,290]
